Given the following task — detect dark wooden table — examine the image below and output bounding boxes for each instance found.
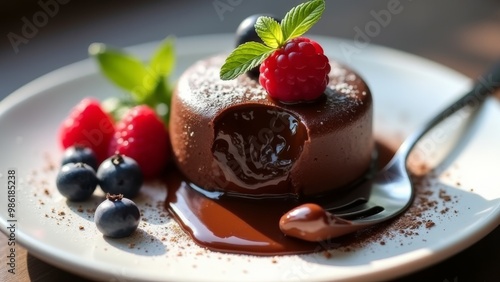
[1,1,499,281]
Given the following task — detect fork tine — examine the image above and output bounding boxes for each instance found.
[323,197,367,212]
[313,176,374,210]
[332,203,384,220]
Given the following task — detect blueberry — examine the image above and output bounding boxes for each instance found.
[56,162,98,201]
[235,14,281,78]
[94,194,140,238]
[235,14,281,47]
[97,154,143,198]
[61,145,98,171]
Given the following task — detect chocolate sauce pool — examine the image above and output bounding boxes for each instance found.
[165,142,395,255]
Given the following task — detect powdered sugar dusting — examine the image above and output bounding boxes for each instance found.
[176,55,369,121]
[178,56,268,116]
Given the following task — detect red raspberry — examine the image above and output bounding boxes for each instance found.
[108,105,171,179]
[59,98,115,163]
[259,37,331,103]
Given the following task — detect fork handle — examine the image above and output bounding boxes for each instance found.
[394,61,500,162]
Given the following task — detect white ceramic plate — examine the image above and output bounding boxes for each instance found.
[1,34,499,282]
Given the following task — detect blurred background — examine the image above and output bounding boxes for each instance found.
[1,0,499,281]
[1,0,500,98]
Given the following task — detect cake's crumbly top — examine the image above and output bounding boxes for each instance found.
[175,55,372,132]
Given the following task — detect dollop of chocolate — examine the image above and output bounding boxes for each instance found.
[279,203,362,242]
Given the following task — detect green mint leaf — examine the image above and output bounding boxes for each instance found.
[220,42,274,80]
[149,76,172,124]
[281,0,325,41]
[89,43,155,100]
[150,36,175,77]
[255,16,283,48]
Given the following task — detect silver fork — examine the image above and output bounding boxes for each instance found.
[280,62,500,241]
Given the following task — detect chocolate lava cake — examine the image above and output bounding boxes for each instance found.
[169,55,374,198]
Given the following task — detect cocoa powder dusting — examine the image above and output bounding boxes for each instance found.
[31,148,467,263]
[330,164,460,252]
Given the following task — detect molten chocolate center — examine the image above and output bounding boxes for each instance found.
[211,105,308,197]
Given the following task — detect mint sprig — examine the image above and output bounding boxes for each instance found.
[281,0,325,41]
[255,17,283,48]
[220,0,325,80]
[220,42,274,80]
[150,37,175,78]
[88,36,175,124]
[88,43,153,95]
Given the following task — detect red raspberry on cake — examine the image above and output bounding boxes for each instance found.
[259,37,330,103]
[108,105,171,178]
[220,0,330,103]
[58,98,115,163]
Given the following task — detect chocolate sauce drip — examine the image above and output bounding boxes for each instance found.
[165,142,395,256]
[165,171,319,255]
